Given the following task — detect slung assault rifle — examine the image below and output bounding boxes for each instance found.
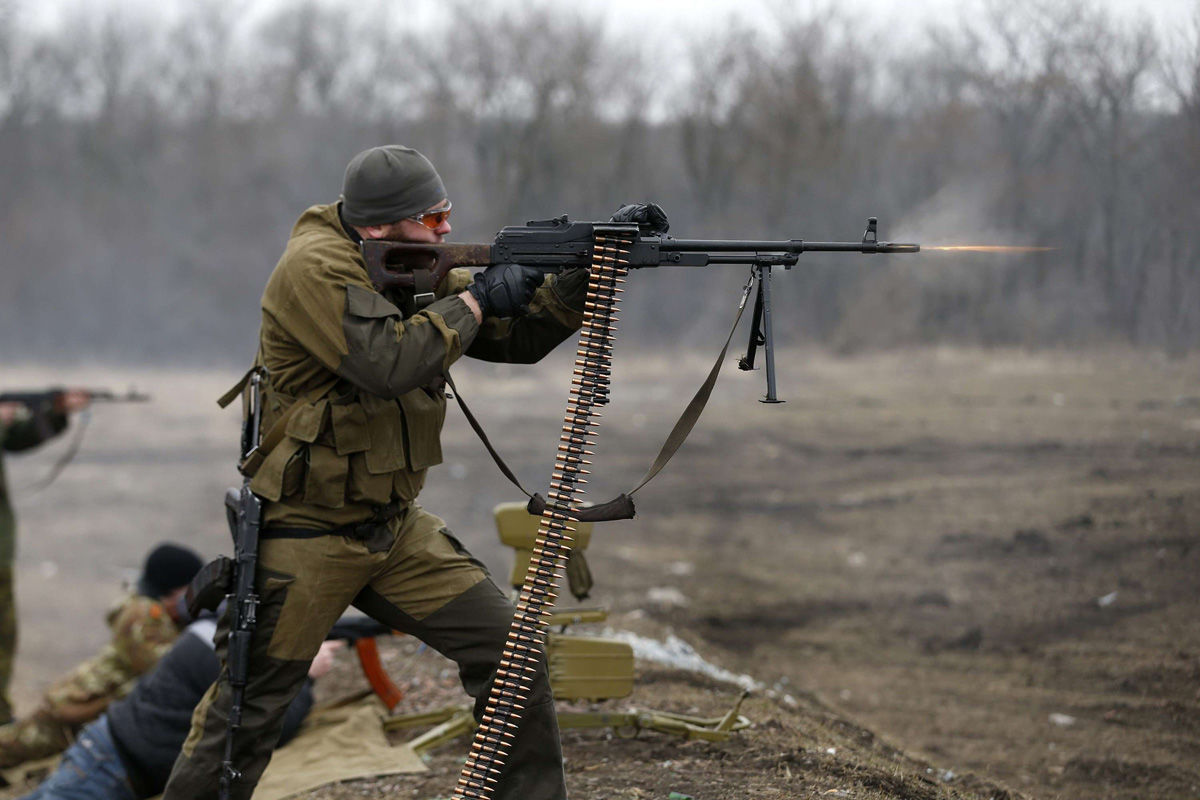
[362,215,918,403]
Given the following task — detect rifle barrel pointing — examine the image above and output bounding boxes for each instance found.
[660,239,919,254]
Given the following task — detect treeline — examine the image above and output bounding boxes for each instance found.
[0,0,1197,362]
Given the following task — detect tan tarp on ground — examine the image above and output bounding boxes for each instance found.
[0,699,426,800]
[256,701,426,800]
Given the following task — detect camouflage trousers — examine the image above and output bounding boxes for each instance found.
[163,504,566,800]
[0,561,13,726]
[0,706,73,769]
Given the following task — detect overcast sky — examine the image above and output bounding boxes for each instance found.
[571,0,1196,37]
[27,0,1199,38]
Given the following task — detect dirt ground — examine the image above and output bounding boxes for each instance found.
[3,346,1198,799]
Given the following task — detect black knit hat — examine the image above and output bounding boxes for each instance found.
[340,145,447,227]
[138,543,204,598]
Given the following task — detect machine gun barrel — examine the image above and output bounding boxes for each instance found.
[661,239,919,256]
[361,215,919,295]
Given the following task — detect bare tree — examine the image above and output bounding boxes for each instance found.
[1057,6,1158,333]
[1,0,1198,359]
[675,26,755,220]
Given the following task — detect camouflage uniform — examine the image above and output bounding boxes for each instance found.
[0,592,182,768]
[164,202,585,800]
[0,404,68,725]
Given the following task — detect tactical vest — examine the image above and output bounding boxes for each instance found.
[224,368,446,516]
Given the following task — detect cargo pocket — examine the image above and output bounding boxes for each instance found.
[304,443,347,508]
[250,437,305,502]
[257,573,314,661]
[346,283,403,319]
[333,401,390,504]
[361,393,407,474]
[280,449,305,497]
[348,452,393,504]
[249,398,330,502]
[399,386,446,471]
[331,403,370,455]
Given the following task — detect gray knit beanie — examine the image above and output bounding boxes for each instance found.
[340,145,446,226]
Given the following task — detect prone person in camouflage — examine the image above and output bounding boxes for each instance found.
[14,621,340,800]
[0,391,91,726]
[0,543,203,769]
[163,145,600,800]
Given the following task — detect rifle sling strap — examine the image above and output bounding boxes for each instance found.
[217,366,256,410]
[448,274,755,523]
[221,275,754,519]
[219,367,327,480]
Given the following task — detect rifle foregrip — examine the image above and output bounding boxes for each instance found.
[228,629,252,688]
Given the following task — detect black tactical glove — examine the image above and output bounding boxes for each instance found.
[551,266,589,312]
[468,263,544,318]
[610,202,670,235]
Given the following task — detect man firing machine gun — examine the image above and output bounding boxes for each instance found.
[360,200,919,800]
[166,144,918,800]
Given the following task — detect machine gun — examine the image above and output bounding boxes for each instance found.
[362,215,918,403]
[362,214,920,524]
[365,216,919,800]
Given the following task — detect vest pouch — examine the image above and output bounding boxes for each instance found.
[331,403,371,455]
[286,399,328,443]
[361,394,407,474]
[398,387,446,471]
[249,437,304,501]
[304,442,348,508]
[280,449,306,497]
[347,452,394,504]
[391,467,427,504]
[332,400,392,504]
[250,398,328,501]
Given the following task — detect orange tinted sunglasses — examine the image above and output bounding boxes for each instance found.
[409,202,452,230]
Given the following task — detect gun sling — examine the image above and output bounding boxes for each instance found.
[219,272,752,527]
[447,273,755,523]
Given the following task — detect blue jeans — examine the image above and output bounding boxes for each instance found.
[20,716,137,800]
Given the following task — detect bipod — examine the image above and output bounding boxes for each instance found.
[737,258,790,404]
[736,217,888,403]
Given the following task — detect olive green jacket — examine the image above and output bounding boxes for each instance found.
[251,203,585,528]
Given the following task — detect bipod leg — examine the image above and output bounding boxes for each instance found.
[737,266,766,372]
[758,262,784,403]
